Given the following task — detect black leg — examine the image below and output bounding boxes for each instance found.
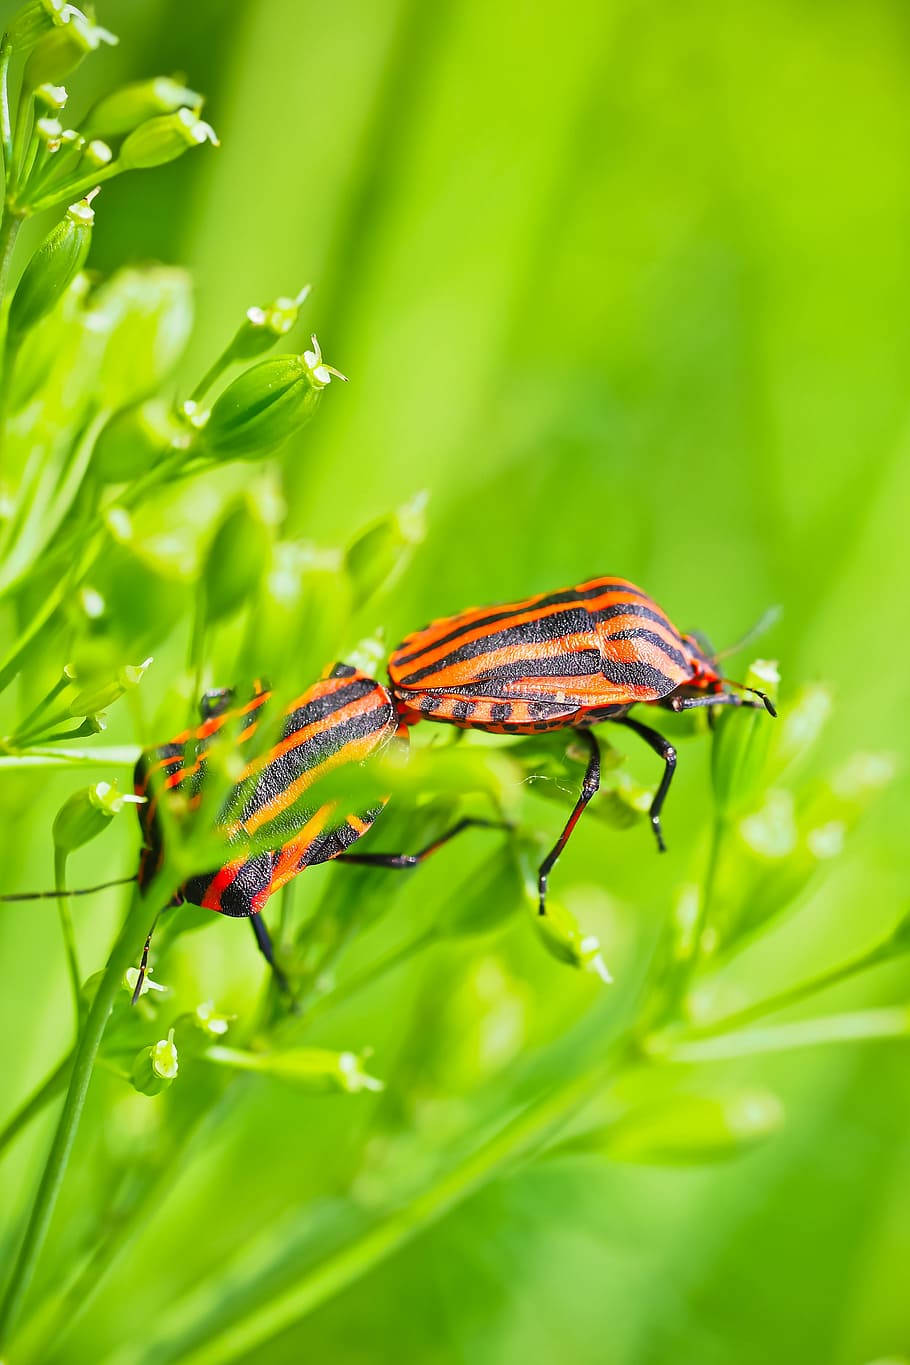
[131,929,155,1005]
[336,818,512,870]
[249,914,292,998]
[537,728,600,916]
[614,715,676,854]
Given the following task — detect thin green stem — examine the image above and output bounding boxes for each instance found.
[10,673,70,744]
[672,945,894,1044]
[0,36,12,175]
[0,883,158,1349]
[53,848,84,1037]
[28,162,122,215]
[139,1039,634,1365]
[189,350,232,404]
[652,1006,910,1063]
[0,746,140,769]
[0,1052,71,1162]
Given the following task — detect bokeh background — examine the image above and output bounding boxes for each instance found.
[2,2,910,1362]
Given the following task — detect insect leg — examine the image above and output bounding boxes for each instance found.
[249,914,292,997]
[131,928,155,1005]
[613,716,676,854]
[336,818,513,870]
[536,728,600,916]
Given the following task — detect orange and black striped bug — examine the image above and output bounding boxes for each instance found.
[388,576,777,917]
[3,663,508,1000]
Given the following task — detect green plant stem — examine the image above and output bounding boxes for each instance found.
[157,1041,634,1365]
[0,746,140,769]
[653,1006,910,1063]
[673,945,894,1044]
[0,36,12,174]
[11,673,70,743]
[53,848,83,1036]
[0,1052,71,1162]
[28,162,122,215]
[0,884,157,1350]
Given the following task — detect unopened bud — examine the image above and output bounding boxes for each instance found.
[67,655,152,716]
[533,898,612,982]
[89,265,193,409]
[7,0,72,54]
[203,498,271,622]
[82,75,203,140]
[591,1088,784,1165]
[172,1001,232,1056]
[92,398,189,483]
[204,1044,383,1094]
[130,1031,178,1096]
[7,193,96,344]
[204,338,345,459]
[223,286,311,366]
[24,11,117,87]
[52,778,143,852]
[120,107,217,170]
[345,491,428,605]
[35,81,67,111]
[82,138,112,168]
[711,659,780,815]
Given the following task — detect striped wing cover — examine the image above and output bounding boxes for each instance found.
[389,577,696,732]
[134,664,405,917]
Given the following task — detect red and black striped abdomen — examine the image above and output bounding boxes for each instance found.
[388,577,697,733]
[134,664,405,917]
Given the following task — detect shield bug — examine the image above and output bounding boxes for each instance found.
[388,576,777,916]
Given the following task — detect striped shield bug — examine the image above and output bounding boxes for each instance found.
[4,663,507,998]
[388,576,777,917]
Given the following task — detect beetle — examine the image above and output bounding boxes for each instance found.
[388,576,777,916]
[1,663,506,998]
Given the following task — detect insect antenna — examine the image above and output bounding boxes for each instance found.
[0,875,138,902]
[712,604,783,663]
[716,676,778,717]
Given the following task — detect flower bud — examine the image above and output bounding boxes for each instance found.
[589,1088,784,1165]
[344,491,428,605]
[82,138,112,168]
[67,655,152,716]
[35,81,67,112]
[202,498,271,623]
[224,285,311,365]
[52,778,143,852]
[204,337,346,459]
[204,1044,384,1094]
[119,107,217,170]
[81,75,203,140]
[92,398,189,483]
[711,659,780,815]
[7,0,72,53]
[172,1001,232,1057]
[23,11,117,87]
[533,897,612,982]
[130,1031,178,1096]
[89,266,193,410]
[7,193,96,344]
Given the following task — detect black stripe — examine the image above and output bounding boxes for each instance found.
[392,582,653,667]
[404,650,676,701]
[231,703,392,829]
[397,603,674,686]
[282,676,380,734]
[299,803,385,868]
[601,627,688,670]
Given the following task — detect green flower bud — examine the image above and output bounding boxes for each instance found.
[203,497,271,623]
[124,965,166,1001]
[344,491,428,606]
[7,0,72,53]
[67,654,152,716]
[89,266,193,409]
[52,778,143,851]
[81,75,203,140]
[204,337,346,458]
[83,138,112,168]
[119,106,217,170]
[7,192,96,344]
[92,397,189,483]
[223,285,312,367]
[588,1088,785,1165]
[711,659,780,815]
[533,897,612,982]
[35,81,68,111]
[130,1031,178,1096]
[23,10,117,87]
[204,1044,384,1094]
[35,114,63,148]
[172,1001,233,1056]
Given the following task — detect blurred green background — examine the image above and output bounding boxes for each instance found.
[2,2,910,1362]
